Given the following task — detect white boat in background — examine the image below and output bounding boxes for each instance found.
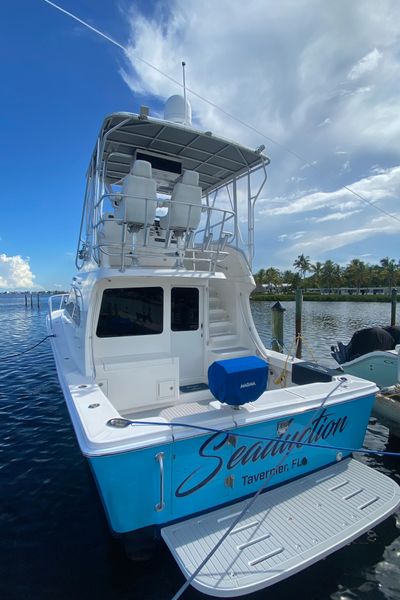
[331,325,400,388]
[331,326,400,438]
[48,94,400,597]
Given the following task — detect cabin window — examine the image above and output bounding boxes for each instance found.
[96,287,164,337]
[171,287,199,331]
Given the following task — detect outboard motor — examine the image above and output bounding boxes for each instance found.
[208,356,268,407]
[331,326,397,364]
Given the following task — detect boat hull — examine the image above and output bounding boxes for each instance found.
[89,393,375,534]
[340,352,398,388]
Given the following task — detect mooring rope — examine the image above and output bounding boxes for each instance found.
[0,334,55,360]
[119,417,400,458]
[169,379,347,600]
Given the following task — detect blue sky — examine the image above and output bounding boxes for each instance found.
[1,0,400,289]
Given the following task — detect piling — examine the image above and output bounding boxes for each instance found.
[24,294,27,307]
[271,301,286,352]
[30,293,33,308]
[391,288,397,326]
[37,292,40,309]
[295,288,302,358]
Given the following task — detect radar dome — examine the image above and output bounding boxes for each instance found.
[164,94,192,125]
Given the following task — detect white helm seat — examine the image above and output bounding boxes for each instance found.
[97,212,134,267]
[160,170,202,232]
[115,160,157,227]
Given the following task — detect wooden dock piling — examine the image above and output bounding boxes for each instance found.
[391,288,397,326]
[271,301,285,352]
[295,288,302,358]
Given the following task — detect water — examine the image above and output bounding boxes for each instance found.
[0,296,399,600]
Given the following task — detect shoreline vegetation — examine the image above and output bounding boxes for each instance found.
[253,254,399,302]
[251,292,398,302]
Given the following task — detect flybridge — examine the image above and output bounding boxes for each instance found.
[75,96,270,273]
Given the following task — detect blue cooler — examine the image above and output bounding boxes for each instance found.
[208,355,268,406]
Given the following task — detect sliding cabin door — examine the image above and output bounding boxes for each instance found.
[170,286,204,384]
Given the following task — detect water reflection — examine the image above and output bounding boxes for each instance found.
[0,296,399,600]
[251,300,395,367]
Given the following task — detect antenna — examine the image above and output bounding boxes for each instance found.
[182,61,187,125]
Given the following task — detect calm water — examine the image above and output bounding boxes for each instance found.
[0,296,399,600]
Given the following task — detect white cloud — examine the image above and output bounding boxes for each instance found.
[0,254,37,289]
[119,1,400,268]
[261,165,400,216]
[310,210,362,223]
[290,216,399,255]
[347,48,382,80]
[340,160,351,174]
[318,117,331,127]
[278,231,305,242]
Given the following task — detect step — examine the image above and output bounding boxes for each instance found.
[210,346,250,358]
[209,296,222,309]
[209,320,233,335]
[209,333,240,349]
[162,458,400,598]
[209,308,229,322]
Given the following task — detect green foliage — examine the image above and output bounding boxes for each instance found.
[253,256,400,291]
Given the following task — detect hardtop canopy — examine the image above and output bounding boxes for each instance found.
[91,112,270,194]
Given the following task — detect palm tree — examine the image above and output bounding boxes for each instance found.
[253,269,266,285]
[346,258,367,292]
[380,257,398,290]
[264,267,282,287]
[311,261,323,289]
[321,259,339,290]
[293,254,312,283]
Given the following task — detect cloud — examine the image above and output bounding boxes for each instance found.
[0,254,37,289]
[318,117,331,127]
[119,1,400,268]
[289,216,399,255]
[310,210,362,223]
[278,231,305,242]
[340,160,351,174]
[261,165,400,216]
[347,48,382,80]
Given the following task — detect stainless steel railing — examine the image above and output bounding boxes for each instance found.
[88,193,236,272]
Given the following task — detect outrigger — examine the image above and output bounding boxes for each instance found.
[48,94,400,597]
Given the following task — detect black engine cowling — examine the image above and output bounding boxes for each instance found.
[331,325,400,364]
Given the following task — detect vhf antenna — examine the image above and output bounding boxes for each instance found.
[182,61,187,125]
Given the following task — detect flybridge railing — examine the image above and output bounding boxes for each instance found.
[75,121,269,271]
[86,193,236,273]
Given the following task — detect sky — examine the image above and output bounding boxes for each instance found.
[1,0,400,290]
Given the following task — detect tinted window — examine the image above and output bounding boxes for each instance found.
[171,288,199,331]
[96,287,163,337]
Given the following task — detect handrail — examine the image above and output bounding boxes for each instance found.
[91,193,236,272]
[155,452,165,512]
[48,293,69,330]
[76,128,268,272]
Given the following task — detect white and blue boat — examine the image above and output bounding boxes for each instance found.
[48,95,400,597]
[331,326,400,437]
[331,325,400,389]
